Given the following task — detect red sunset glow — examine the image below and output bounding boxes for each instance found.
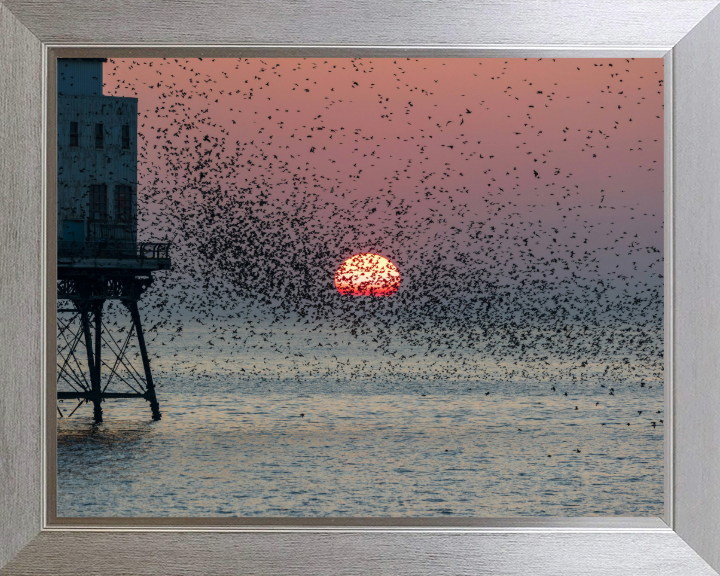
[335,254,401,296]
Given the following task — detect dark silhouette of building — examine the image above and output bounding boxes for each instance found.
[56,58,170,423]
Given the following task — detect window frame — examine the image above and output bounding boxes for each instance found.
[94,122,103,149]
[114,183,132,222]
[68,121,78,147]
[121,123,130,149]
[88,182,107,221]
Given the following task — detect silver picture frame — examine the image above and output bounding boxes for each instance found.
[2,0,720,573]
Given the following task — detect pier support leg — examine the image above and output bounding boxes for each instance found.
[126,300,161,421]
[79,303,103,424]
[91,301,104,423]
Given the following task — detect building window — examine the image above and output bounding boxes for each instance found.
[115,185,133,222]
[95,123,104,148]
[89,184,108,220]
[69,122,79,147]
[121,124,130,149]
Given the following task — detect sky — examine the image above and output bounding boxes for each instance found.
[99,57,664,386]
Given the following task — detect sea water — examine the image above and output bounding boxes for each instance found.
[57,354,663,517]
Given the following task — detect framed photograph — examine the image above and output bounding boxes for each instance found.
[2,1,720,574]
[53,53,667,522]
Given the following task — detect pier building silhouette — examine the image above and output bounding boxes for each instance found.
[56,58,170,423]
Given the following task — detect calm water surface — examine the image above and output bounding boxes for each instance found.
[57,381,663,517]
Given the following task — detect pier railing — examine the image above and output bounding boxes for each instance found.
[88,221,135,242]
[58,240,171,261]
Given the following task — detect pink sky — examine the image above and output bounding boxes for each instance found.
[104,57,663,300]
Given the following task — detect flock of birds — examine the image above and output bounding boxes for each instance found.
[74,57,665,436]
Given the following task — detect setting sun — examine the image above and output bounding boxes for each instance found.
[335,253,401,296]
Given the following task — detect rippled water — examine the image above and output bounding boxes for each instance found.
[57,382,663,517]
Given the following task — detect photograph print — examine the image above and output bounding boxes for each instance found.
[56,56,664,518]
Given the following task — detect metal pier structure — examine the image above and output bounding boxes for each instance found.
[56,58,171,423]
[57,243,171,422]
